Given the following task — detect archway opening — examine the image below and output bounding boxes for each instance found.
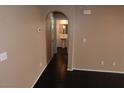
[46,11,69,68]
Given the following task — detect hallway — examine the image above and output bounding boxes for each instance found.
[34,48,124,88]
[34,48,68,88]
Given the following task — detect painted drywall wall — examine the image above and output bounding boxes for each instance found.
[46,12,57,62]
[46,13,52,62]
[0,6,47,87]
[54,12,67,20]
[43,5,124,73]
[73,6,124,72]
[3,5,124,87]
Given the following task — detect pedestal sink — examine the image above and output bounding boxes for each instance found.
[60,34,68,48]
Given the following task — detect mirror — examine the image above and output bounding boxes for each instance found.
[62,24,68,34]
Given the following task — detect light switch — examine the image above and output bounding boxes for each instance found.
[101,60,104,65]
[83,37,87,43]
[0,52,7,62]
[113,61,116,66]
[40,62,42,67]
[37,27,41,32]
[83,10,92,15]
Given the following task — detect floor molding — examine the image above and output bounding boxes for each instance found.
[31,55,54,88]
[67,68,73,71]
[73,68,124,74]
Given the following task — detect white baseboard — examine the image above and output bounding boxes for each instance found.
[73,68,124,74]
[31,55,54,88]
[67,68,73,71]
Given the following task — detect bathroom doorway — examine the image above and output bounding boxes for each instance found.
[46,11,69,65]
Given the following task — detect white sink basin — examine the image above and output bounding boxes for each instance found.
[60,34,68,40]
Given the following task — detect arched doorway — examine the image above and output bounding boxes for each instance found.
[46,11,69,66]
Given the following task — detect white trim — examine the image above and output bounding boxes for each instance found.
[73,68,124,74]
[71,6,76,70]
[31,63,47,88]
[31,56,54,88]
[67,68,73,71]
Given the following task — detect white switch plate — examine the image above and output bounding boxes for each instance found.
[0,52,7,62]
[101,60,104,65]
[83,10,92,15]
[83,38,87,43]
[37,27,41,32]
[40,63,42,67]
[113,61,116,66]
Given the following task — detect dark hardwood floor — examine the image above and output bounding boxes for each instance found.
[34,48,124,88]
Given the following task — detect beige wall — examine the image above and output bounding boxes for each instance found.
[46,12,57,62]
[73,6,124,72]
[43,5,124,73]
[1,5,124,87]
[32,5,124,87]
[46,13,52,62]
[0,5,75,87]
[0,6,47,87]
